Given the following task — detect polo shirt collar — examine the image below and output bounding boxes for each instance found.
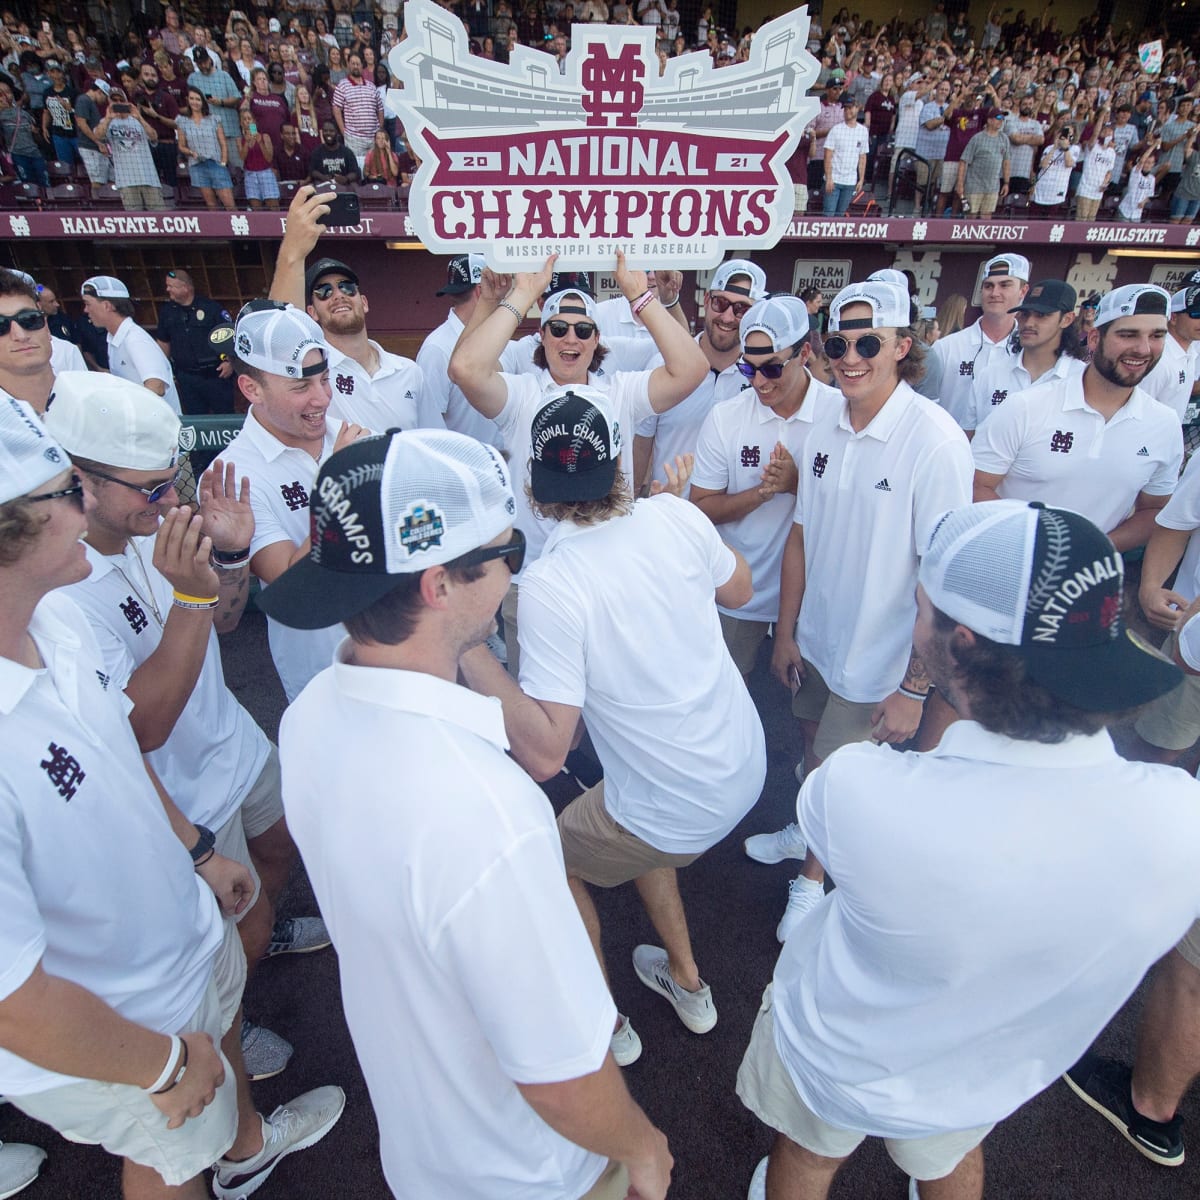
[753,372,822,425]
[0,596,82,714]
[109,317,133,348]
[240,406,336,464]
[837,379,916,442]
[331,643,509,751]
[1063,374,1149,423]
[929,719,1116,769]
[971,316,1014,348]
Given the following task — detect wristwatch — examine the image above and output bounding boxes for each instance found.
[189,824,215,862]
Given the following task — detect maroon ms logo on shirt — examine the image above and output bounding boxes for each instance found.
[1050,430,1074,454]
[335,373,355,396]
[280,480,310,511]
[812,451,829,478]
[740,445,761,468]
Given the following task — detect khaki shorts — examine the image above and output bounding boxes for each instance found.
[720,612,771,677]
[965,191,998,216]
[736,985,994,1180]
[214,807,262,923]
[1133,631,1200,751]
[1177,921,1200,970]
[558,782,700,888]
[793,183,809,212]
[241,744,285,840]
[11,919,247,1186]
[501,582,521,680]
[940,160,960,193]
[790,658,881,761]
[579,1159,630,1199]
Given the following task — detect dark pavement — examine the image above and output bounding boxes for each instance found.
[6,610,1197,1199]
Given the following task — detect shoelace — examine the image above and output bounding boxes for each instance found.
[266,1107,300,1150]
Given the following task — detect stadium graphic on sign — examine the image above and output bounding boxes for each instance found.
[388,0,819,269]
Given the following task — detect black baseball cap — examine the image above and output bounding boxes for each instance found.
[530,389,619,504]
[545,270,594,299]
[1010,279,1077,315]
[436,253,485,296]
[304,257,359,297]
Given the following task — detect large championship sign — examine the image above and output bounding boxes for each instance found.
[388,0,818,269]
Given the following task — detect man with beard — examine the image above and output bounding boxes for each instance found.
[268,191,438,432]
[308,120,361,186]
[972,284,1181,552]
[1002,97,1045,194]
[133,60,180,186]
[632,259,766,497]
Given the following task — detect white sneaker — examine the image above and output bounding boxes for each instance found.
[212,1086,346,1198]
[909,1178,921,1200]
[776,876,825,943]
[632,945,717,1033]
[610,1015,642,1067]
[0,1143,46,1200]
[744,822,807,865]
[747,1155,767,1200]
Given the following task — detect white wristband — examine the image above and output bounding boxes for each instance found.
[143,1035,183,1094]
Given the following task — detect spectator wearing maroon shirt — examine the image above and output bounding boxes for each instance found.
[246,66,290,158]
[939,84,995,215]
[277,123,309,181]
[133,61,180,186]
[863,71,897,182]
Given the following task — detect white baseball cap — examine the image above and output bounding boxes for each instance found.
[541,290,598,324]
[867,268,909,289]
[234,302,328,379]
[740,295,810,351]
[1095,283,1170,327]
[981,253,1031,283]
[0,395,70,505]
[44,372,181,471]
[257,429,518,629]
[828,280,911,331]
[81,275,130,299]
[710,259,768,301]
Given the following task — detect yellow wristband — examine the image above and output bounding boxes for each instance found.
[172,590,219,606]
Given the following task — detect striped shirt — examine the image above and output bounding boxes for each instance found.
[176,114,223,164]
[332,76,383,138]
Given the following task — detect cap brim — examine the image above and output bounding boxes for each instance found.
[436,282,476,296]
[530,459,616,504]
[1009,302,1063,314]
[255,555,405,630]
[1022,629,1181,712]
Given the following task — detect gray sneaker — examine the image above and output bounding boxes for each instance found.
[0,1143,46,1200]
[240,1018,293,1082]
[212,1086,346,1198]
[632,945,717,1034]
[610,1016,642,1067]
[266,916,331,958]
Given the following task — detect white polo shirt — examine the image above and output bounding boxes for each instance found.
[0,591,222,1096]
[325,341,439,433]
[279,653,614,1200]
[416,309,504,447]
[635,337,746,493]
[107,317,182,415]
[518,496,767,854]
[773,722,1200,1138]
[495,369,655,580]
[64,539,270,832]
[692,375,842,623]
[967,350,1085,432]
[1151,448,1200,599]
[595,294,655,343]
[794,381,973,702]
[1139,333,1196,424]
[224,408,344,701]
[919,317,1018,429]
[50,336,86,375]
[971,374,1181,534]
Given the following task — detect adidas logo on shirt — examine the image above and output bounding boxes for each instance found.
[875,478,892,492]
[1137,446,1149,456]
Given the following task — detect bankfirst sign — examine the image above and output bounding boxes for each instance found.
[388,0,818,270]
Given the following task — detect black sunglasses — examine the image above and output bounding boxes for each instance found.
[0,308,47,336]
[707,293,754,319]
[455,527,526,575]
[312,280,359,300]
[544,319,596,339]
[85,466,182,504]
[736,348,800,380]
[29,473,85,511]
[824,333,896,360]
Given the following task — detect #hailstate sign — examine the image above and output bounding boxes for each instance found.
[388,0,818,270]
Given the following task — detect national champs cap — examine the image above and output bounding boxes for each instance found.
[1170,284,1200,318]
[710,259,767,300]
[981,253,1031,282]
[545,271,594,298]
[436,253,486,296]
[257,429,517,630]
[739,295,810,352]
[234,303,328,379]
[867,268,909,290]
[81,275,130,299]
[920,500,1180,711]
[541,290,598,323]
[0,395,69,504]
[828,280,911,331]
[304,257,359,298]
[44,372,181,471]
[529,387,620,503]
[1010,279,1077,314]
[1094,283,1171,327]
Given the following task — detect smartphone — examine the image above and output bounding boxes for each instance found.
[248,121,257,134]
[112,102,130,114]
[316,191,361,226]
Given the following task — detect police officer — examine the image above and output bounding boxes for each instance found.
[154,270,236,415]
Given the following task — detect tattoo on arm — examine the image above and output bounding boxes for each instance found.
[901,649,931,694]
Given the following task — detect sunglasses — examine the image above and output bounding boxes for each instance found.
[544,319,596,339]
[455,527,526,575]
[0,309,47,336]
[824,333,897,360]
[736,348,800,380]
[29,473,86,511]
[85,466,182,504]
[312,280,359,300]
[707,293,754,319]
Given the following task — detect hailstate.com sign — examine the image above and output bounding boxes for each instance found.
[388,0,818,270]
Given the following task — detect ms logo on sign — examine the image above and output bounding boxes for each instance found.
[740,445,761,469]
[1050,430,1074,454]
[812,451,829,479]
[580,44,645,128]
